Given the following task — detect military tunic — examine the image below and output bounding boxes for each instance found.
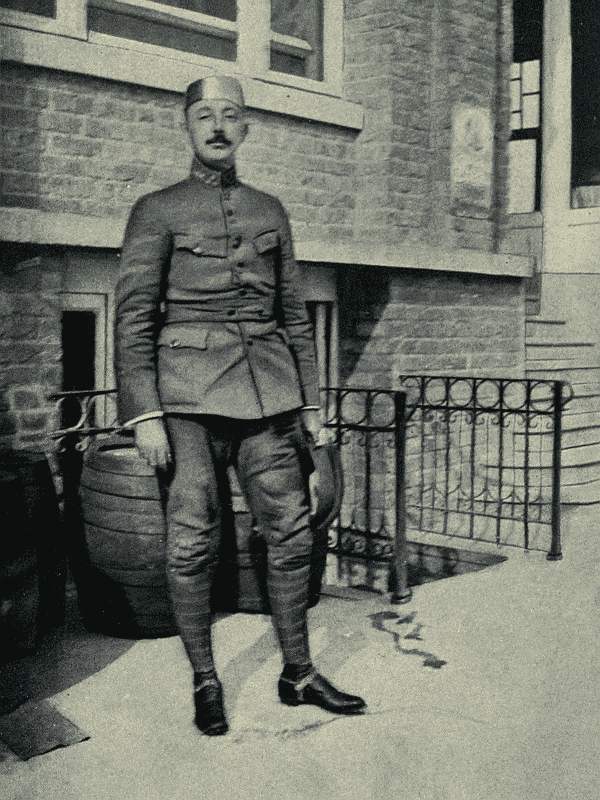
[115,161,320,424]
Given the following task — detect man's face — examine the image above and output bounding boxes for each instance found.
[186,98,247,168]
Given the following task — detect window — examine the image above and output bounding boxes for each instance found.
[0,0,84,35]
[572,0,600,190]
[61,292,115,428]
[0,1,349,122]
[1,2,339,88]
[508,0,543,214]
[83,1,333,87]
[0,0,55,16]
[271,0,323,81]
[88,0,238,62]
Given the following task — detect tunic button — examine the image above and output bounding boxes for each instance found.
[226,209,234,217]
[231,236,242,249]
[227,309,236,317]
[237,261,245,268]
[247,339,254,346]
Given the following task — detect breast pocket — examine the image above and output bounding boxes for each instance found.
[252,230,280,257]
[174,233,227,258]
[157,327,209,350]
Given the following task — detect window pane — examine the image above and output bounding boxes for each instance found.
[508,139,537,214]
[572,0,600,187]
[61,311,97,428]
[512,0,543,62]
[510,80,521,114]
[89,7,237,61]
[0,0,55,15]
[522,94,540,129]
[270,0,323,80]
[521,60,540,94]
[156,0,236,21]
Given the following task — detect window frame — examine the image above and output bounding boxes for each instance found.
[0,0,86,38]
[0,0,344,96]
[508,59,542,214]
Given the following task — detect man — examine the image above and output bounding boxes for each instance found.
[115,75,366,735]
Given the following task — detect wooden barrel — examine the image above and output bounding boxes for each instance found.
[0,451,66,634]
[0,470,39,659]
[78,436,335,634]
[79,436,175,638]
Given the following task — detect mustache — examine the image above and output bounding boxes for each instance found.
[206,133,232,146]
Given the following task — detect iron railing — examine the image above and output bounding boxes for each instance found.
[394,376,572,559]
[49,377,570,588]
[48,386,413,604]
[317,377,569,599]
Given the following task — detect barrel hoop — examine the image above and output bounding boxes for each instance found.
[80,464,162,500]
[84,446,157,478]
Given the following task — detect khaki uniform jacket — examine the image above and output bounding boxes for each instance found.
[115,161,320,424]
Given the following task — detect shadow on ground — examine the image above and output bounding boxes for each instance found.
[0,592,139,715]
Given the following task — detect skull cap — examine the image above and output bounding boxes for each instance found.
[185,75,245,110]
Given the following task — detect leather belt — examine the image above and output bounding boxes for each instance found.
[165,301,274,324]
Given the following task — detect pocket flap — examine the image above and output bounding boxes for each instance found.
[174,234,227,258]
[157,326,209,350]
[253,230,279,254]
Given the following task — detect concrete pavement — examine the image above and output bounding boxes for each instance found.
[1,508,599,800]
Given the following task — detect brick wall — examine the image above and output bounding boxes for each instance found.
[0,63,357,244]
[0,249,62,451]
[345,0,510,252]
[339,267,525,387]
[0,0,521,450]
[0,62,359,448]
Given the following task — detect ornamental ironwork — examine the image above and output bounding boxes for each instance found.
[49,375,569,600]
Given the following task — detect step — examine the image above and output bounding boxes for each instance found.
[525,319,567,340]
[571,382,600,397]
[562,410,600,431]
[561,427,600,449]
[526,365,600,384]
[525,318,566,326]
[526,359,599,373]
[473,466,600,492]
[483,441,600,470]
[526,343,596,362]
[563,392,600,414]
[520,425,600,447]
[563,431,600,450]
[561,477,600,504]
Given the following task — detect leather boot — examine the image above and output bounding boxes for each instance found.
[194,678,229,735]
[278,670,366,715]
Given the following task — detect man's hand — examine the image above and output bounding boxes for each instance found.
[134,418,172,469]
[300,408,322,445]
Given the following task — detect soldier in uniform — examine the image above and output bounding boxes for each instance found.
[115,75,366,735]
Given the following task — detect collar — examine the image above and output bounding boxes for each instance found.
[190,157,238,189]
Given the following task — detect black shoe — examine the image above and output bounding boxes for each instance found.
[194,679,229,735]
[278,670,366,715]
